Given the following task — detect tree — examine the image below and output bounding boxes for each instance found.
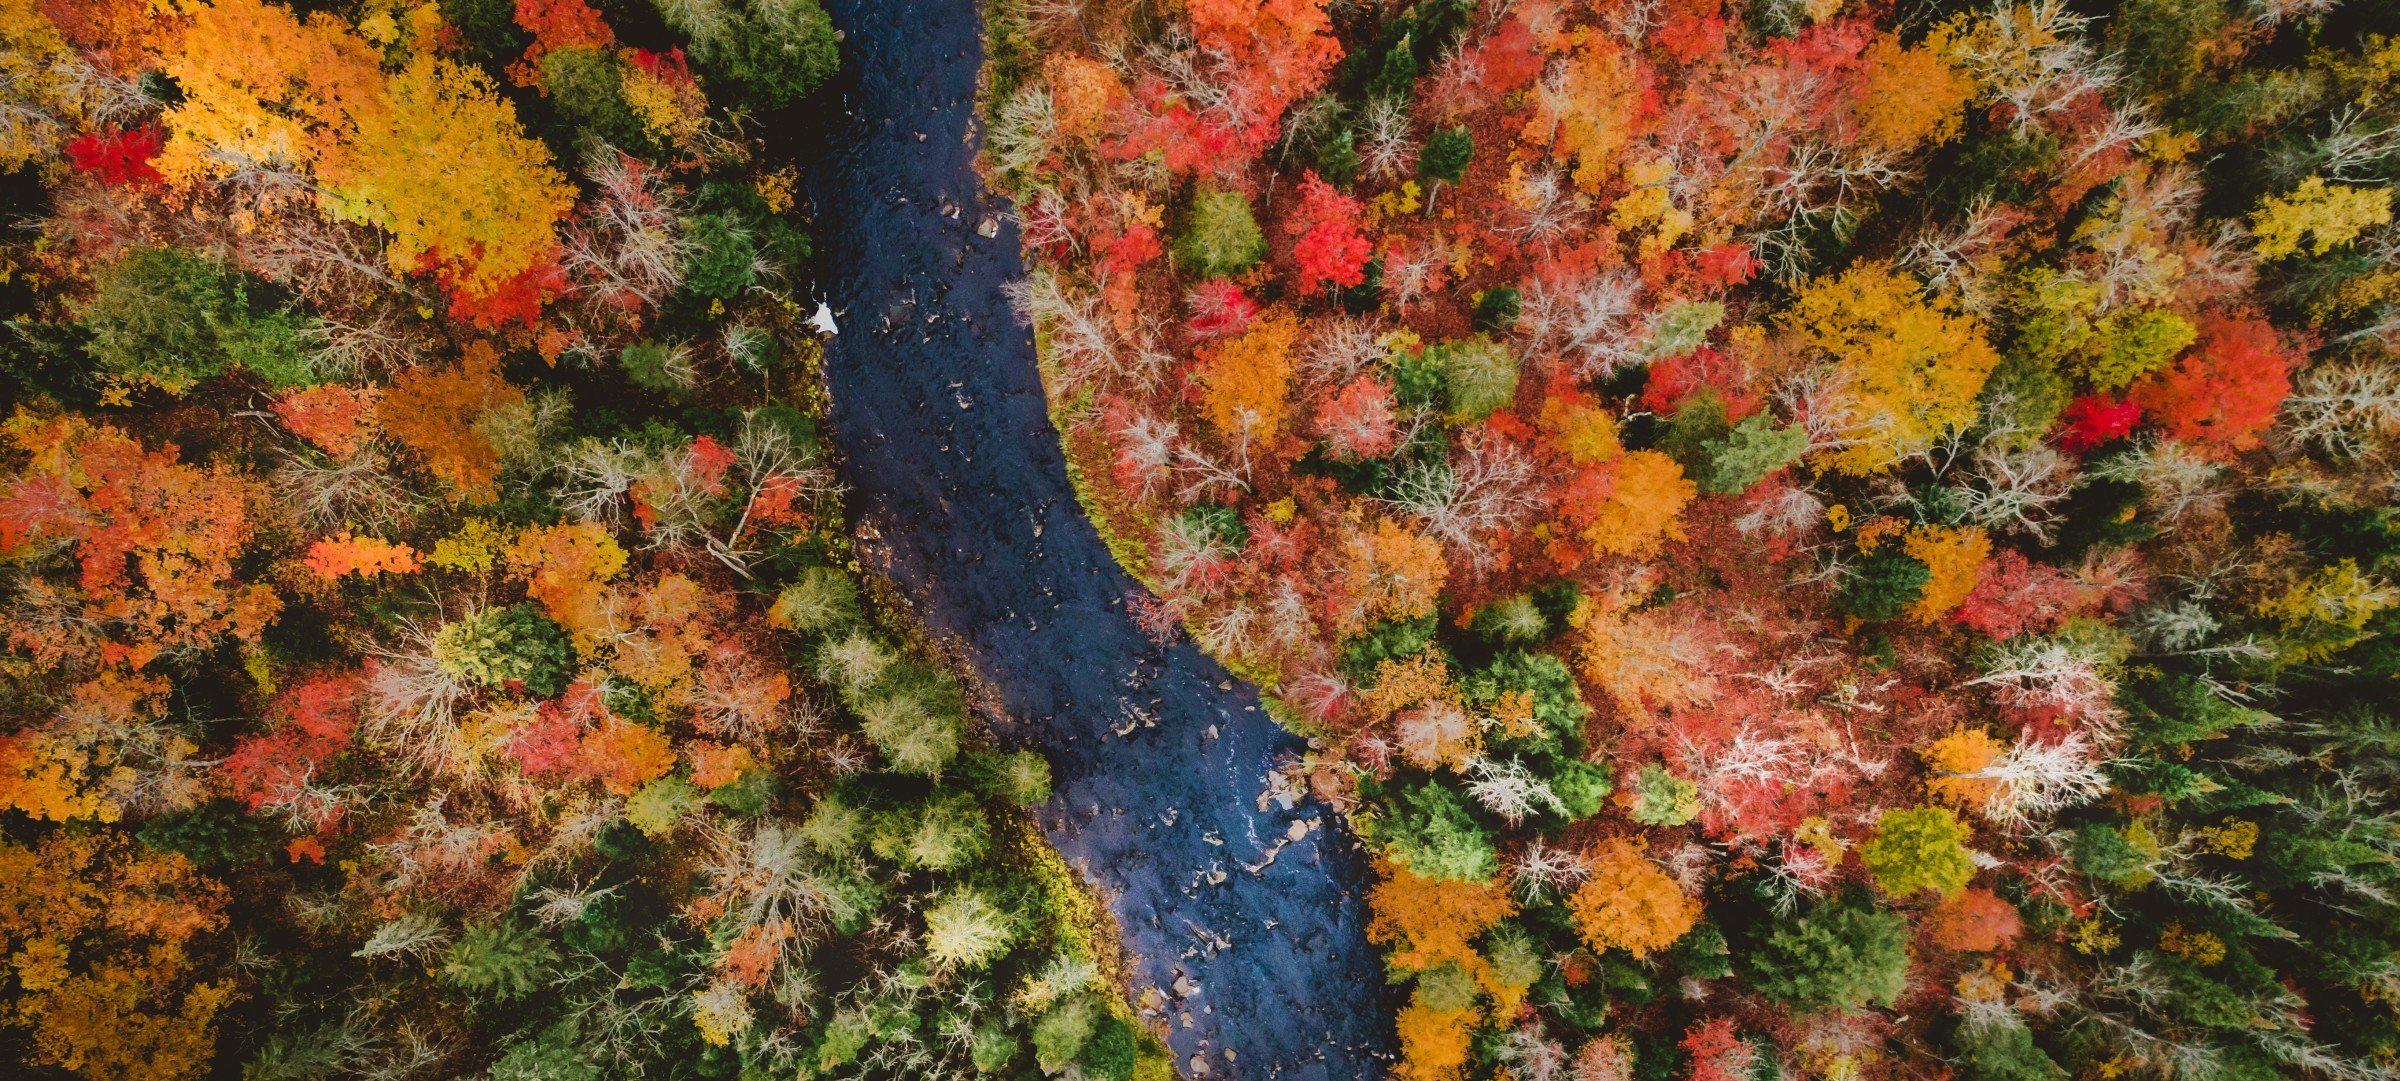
[1840,548,1931,620]
[1580,450,1696,559]
[1743,902,1912,1012]
[1288,172,1372,291]
[2128,312,2293,450]
[1903,525,1991,623]
[441,919,561,1002]
[1430,336,1518,421]
[1855,28,1974,151]
[1784,263,2000,475]
[1567,840,1698,958]
[2250,176,2391,260]
[1925,887,2022,952]
[921,888,1018,970]
[1179,188,1267,277]
[79,247,312,392]
[1861,805,1976,897]
[1195,309,1302,440]
[433,604,577,698]
[1367,862,1518,975]
[1417,125,1472,209]
[376,343,523,499]
[0,832,235,1080]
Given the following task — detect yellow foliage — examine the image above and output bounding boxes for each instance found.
[1922,728,2004,811]
[428,517,516,573]
[1567,840,1698,958]
[1539,394,1622,464]
[1340,518,1448,635]
[1367,862,1517,975]
[158,0,571,294]
[1784,262,1999,474]
[2251,176,2392,261]
[1531,37,1639,193]
[1196,309,1302,440]
[1360,652,1455,721]
[1581,450,1695,559]
[1903,524,1990,622]
[0,0,79,169]
[1609,159,1690,258]
[1044,52,1125,140]
[1855,27,1974,151]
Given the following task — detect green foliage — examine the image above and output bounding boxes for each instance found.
[1475,286,1522,333]
[2069,822,2156,885]
[656,0,840,109]
[1626,764,1700,827]
[488,1023,602,1081]
[1429,335,1519,421]
[1860,806,1975,897]
[856,669,967,776]
[1952,1017,2066,1081]
[1178,502,1249,551]
[1743,903,1912,1013]
[1080,1014,1139,1081]
[434,604,578,698]
[1032,995,1099,1072]
[1369,781,1499,881]
[81,245,313,392]
[773,567,863,635]
[683,213,761,299]
[1470,594,1550,645]
[872,791,990,871]
[921,887,1020,970]
[1179,189,1267,277]
[540,47,646,151]
[1646,301,1725,360]
[1548,758,1613,820]
[1840,549,1932,621]
[799,794,869,854]
[964,749,1053,806]
[440,919,561,1002]
[1419,125,1473,186]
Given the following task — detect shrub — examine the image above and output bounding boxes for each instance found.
[922,887,1019,970]
[1743,903,1911,1012]
[1032,995,1098,1072]
[964,749,1052,806]
[433,604,577,698]
[1179,189,1266,277]
[1860,805,1975,898]
[771,567,862,634]
[441,919,561,1002]
[81,245,313,392]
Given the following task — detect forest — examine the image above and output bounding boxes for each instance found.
[0,0,1179,1076]
[2,0,2398,1077]
[980,0,2400,1078]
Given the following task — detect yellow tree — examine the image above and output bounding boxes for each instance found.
[1784,262,1999,475]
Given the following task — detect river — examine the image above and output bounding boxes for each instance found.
[797,0,1395,1076]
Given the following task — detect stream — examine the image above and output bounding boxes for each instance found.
[799,0,1395,1076]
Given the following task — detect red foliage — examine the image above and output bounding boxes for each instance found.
[220,675,360,816]
[506,690,599,778]
[1642,347,1759,419]
[1288,172,1371,290]
[1186,280,1259,339]
[515,0,614,71]
[1681,1017,1754,1081]
[63,125,163,186]
[1692,243,1759,290]
[1951,549,2090,641]
[272,384,379,459]
[2056,393,2141,452]
[1655,0,1732,66]
[1099,221,1163,278]
[441,256,570,329]
[2129,313,2294,450]
[1314,375,1400,458]
[1476,17,1543,94]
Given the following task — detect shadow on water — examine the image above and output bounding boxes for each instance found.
[795,0,1396,1075]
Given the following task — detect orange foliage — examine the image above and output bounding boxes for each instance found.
[376,343,523,499]
[507,521,628,638]
[303,532,422,578]
[1338,518,1449,635]
[0,832,235,1080]
[1580,450,1695,559]
[578,717,676,795]
[0,411,278,672]
[1566,840,1699,958]
[1926,887,2023,952]
[1393,1003,1479,1081]
[2129,312,2294,451]
[272,384,380,458]
[1854,28,1973,152]
[1922,728,2004,811]
[1366,862,1518,975]
[1195,308,1302,440]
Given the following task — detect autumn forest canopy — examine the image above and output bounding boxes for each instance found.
[1,0,2398,1078]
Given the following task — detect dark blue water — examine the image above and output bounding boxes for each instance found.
[800,1,1394,1075]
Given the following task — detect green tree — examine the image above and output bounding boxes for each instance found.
[434,604,578,698]
[1840,550,1932,620]
[81,246,313,392]
[1178,188,1267,277]
[1743,903,1912,1013]
[441,919,562,1002]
